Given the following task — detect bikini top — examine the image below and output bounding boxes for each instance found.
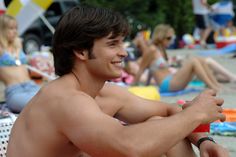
[149,57,169,73]
[0,50,27,67]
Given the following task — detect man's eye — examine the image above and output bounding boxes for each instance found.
[108,42,117,46]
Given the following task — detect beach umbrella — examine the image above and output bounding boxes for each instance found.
[6,0,53,35]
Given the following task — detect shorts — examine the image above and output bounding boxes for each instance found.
[195,14,211,29]
[159,75,173,93]
[5,81,40,113]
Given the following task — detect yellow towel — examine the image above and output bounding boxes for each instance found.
[128,86,160,100]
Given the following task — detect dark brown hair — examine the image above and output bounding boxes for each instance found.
[52,5,130,76]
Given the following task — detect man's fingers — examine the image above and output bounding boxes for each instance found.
[216,98,224,106]
[219,113,226,122]
[217,106,223,113]
[203,89,217,96]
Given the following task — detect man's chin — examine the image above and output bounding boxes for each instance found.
[107,73,123,81]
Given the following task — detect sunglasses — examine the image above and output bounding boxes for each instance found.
[165,36,173,41]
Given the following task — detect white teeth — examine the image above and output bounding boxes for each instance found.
[121,61,125,67]
[113,62,122,67]
[115,62,121,65]
[112,61,124,67]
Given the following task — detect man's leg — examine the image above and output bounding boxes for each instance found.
[165,138,196,157]
[146,117,196,157]
[200,27,212,48]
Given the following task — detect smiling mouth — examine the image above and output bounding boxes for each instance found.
[111,61,124,67]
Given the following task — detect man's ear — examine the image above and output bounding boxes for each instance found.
[73,50,88,60]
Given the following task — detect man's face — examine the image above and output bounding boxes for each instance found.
[86,34,128,80]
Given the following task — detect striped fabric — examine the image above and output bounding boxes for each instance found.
[6,0,53,35]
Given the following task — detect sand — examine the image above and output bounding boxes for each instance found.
[0,48,236,156]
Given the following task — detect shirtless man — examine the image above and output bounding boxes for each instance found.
[7,5,228,157]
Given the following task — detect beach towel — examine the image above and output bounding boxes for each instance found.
[211,122,236,136]
[210,109,236,136]
[199,43,236,56]
[160,88,203,97]
[128,86,161,100]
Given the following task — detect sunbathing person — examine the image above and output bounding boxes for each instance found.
[154,24,236,83]
[7,6,228,157]
[169,55,236,83]
[0,14,40,113]
[133,24,223,92]
[122,33,157,84]
[195,57,236,83]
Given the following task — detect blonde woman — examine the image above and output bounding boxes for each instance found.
[155,24,236,83]
[0,14,40,113]
[133,24,221,92]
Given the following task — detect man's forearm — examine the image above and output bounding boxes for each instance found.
[166,103,182,116]
[121,108,203,157]
[163,103,209,146]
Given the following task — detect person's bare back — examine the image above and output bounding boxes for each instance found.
[7,77,90,157]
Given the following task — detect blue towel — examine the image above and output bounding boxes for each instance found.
[211,122,236,136]
[188,80,205,88]
[160,88,203,97]
[199,43,236,56]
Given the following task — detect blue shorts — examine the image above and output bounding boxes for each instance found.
[159,75,173,93]
[4,81,40,113]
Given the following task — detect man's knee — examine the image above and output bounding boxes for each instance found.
[166,138,196,157]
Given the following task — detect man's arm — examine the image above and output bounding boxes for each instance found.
[132,47,155,84]
[58,91,214,157]
[96,83,175,123]
[97,84,228,156]
[64,84,224,155]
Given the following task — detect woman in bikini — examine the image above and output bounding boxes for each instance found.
[0,14,40,113]
[133,24,221,92]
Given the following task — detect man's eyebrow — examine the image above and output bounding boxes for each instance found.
[106,38,120,44]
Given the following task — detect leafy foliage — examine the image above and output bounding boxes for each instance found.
[80,0,223,38]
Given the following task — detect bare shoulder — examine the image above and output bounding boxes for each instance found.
[99,83,131,101]
[100,83,128,96]
[98,83,145,107]
[35,82,99,120]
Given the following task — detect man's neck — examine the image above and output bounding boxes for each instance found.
[71,70,105,98]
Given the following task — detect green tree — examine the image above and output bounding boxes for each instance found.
[79,0,223,38]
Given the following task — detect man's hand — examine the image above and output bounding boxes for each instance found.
[199,140,229,157]
[182,89,225,124]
